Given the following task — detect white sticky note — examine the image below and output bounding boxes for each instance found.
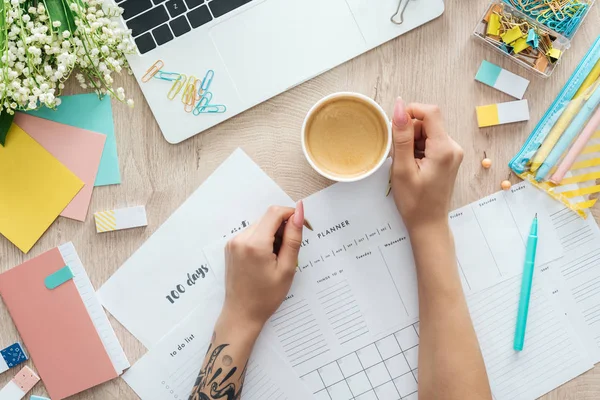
[94,206,148,233]
[497,100,530,124]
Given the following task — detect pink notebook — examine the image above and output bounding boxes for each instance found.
[0,245,123,399]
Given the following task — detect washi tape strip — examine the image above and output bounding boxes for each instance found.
[94,206,148,233]
[476,100,530,128]
[0,343,27,374]
[0,366,39,400]
[44,266,74,290]
[475,60,530,99]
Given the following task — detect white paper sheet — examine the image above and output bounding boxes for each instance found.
[200,161,594,400]
[98,149,295,348]
[122,288,314,400]
[534,201,600,363]
[58,242,130,374]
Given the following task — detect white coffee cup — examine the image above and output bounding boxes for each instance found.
[301,92,392,183]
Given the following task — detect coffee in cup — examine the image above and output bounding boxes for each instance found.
[302,93,391,182]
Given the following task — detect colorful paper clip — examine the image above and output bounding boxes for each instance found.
[201,70,215,92]
[197,104,227,114]
[142,60,164,83]
[181,75,197,105]
[154,71,182,81]
[193,92,213,116]
[167,74,186,100]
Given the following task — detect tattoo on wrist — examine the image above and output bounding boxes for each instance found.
[189,332,247,400]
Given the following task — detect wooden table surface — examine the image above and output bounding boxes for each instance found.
[1,1,599,399]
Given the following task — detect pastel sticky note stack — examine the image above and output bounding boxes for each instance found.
[475,60,530,99]
[0,366,39,400]
[0,243,128,399]
[0,124,83,253]
[477,100,530,128]
[94,206,148,233]
[0,343,27,374]
[14,113,106,221]
[26,93,121,186]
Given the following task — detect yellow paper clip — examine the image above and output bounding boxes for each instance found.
[181,75,197,105]
[167,74,186,100]
[142,60,164,83]
[487,13,501,36]
[512,37,531,54]
[501,26,523,44]
[546,47,562,63]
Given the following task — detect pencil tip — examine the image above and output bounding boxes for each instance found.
[535,213,538,219]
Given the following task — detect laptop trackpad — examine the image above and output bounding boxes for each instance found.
[210,0,365,105]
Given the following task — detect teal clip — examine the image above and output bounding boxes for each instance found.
[197,104,227,114]
[154,71,182,81]
[193,92,213,115]
[526,29,539,49]
[44,266,74,290]
[200,70,214,92]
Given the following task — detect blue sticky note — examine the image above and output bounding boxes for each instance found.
[475,60,502,87]
[26,93,121,186]
[526,29,539,48]
[44,266,74,290]
[1,342,28,368]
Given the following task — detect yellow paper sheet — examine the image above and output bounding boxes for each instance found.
[0,124,83,253]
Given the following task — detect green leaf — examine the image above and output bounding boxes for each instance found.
[0,111,14,146]
[44,0,77,34]
[0,1,5,48]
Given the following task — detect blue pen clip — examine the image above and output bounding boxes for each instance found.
[154,71,182,81]
[200,70,215,92]
[193,92,213,116]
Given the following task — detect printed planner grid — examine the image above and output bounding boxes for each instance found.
[301,323,420,400]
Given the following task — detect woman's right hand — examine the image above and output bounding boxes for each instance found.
[390,98,464,233]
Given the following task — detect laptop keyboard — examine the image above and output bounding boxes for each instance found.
[117,0,255,54]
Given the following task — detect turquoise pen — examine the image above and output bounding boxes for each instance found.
[514,214,538,351]
[535,81,600,181]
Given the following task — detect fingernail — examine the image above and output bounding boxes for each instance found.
[393,97,408,127]
[293,200,304,228]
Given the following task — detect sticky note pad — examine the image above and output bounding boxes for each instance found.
[475,60,530,99]
[0,343,28,373]
[0,366,40,400]
[14,113,106,222]
[26,94,121,187]
[0,125,83,253]
[476,100,530,128]
[94,206,148,233]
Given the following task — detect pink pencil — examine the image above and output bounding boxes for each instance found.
[551,107,600,184]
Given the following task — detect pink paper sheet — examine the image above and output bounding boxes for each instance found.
[0,248,117,399]
[14,113,106,221]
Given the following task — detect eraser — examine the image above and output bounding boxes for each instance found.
[475,60,530,99]
[94,206,148,233]
[0,366,39,400]
[0,343,27,374]
[477,100,530,128]
[44,266,74,290]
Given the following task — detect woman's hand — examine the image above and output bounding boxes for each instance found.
[390,98,464,233]
[221,202,305,333]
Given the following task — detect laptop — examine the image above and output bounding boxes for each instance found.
[119,0,445,144]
